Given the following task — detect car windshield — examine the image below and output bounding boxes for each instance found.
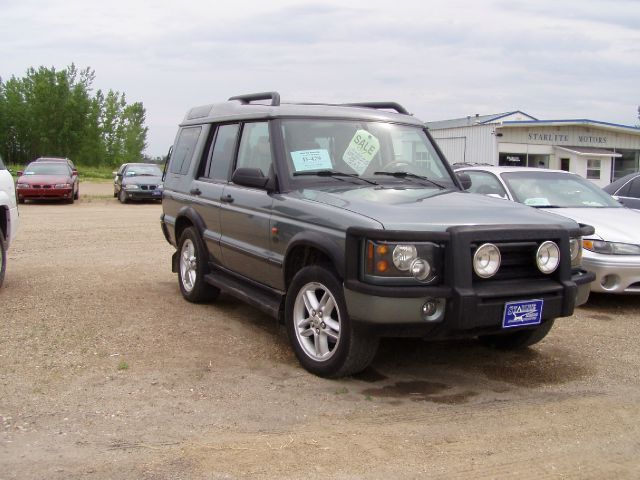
[501,171,621,208]
[125,165,162,177]
[281,119,455,188]
[24,163,70,175]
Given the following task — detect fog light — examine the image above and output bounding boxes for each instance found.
[473,243,501,278]
[421,298,445,322]
[410,258,431,281]
[536,241,560,274]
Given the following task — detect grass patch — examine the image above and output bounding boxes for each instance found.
[117,360,129,371]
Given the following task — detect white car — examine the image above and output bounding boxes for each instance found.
[0,156,19,287]
[457,166,640,294]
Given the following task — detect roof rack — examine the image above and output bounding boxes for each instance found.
[228,92,281,106]
[342,102,410,115]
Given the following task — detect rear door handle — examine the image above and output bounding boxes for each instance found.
[190,188,201,195]
[220,194,234,203]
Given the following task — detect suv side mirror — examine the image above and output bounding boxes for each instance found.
[231,168,269,189]
[456,172,472,190]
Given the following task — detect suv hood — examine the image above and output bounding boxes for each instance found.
[298,186,580,231]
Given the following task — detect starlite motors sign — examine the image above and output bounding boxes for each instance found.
[526,132,608,145]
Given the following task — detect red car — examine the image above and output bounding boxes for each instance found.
[16,161,79,204]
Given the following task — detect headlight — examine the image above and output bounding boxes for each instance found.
[124,184,140,190]
[536,241,560,274]
[16,183,29,189]
[157,184,164,190]
[583,239,640,255]
[54,183,71,188]
[392,245,417,271]
[364,240,441,285]
[569,237,582,267]
[473,243,501,278]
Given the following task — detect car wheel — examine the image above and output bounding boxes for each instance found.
[74,187,79,200]
[118,190,128,204]
[18,197,25,204]
[285,265,379,378]
[177,227,220,303]
[478,319,555,350]
[0,230,6,287]
[67,192,75,204]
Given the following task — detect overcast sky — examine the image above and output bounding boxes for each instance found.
[2,0,639,157]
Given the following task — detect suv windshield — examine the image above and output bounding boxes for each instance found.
[281,120,454,187]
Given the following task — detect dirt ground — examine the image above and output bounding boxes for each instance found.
[1,182,639,479]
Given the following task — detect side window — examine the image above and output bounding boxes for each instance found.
[628,178,640,199]
[0,155,5,170]
[202,124,240,181]
[169,126,202,175]
[236,122,272,176]
[467,171,508,198]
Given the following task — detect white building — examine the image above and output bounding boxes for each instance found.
[426,112,640,187]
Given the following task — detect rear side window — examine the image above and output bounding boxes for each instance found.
[201,124,239,181]
[169,126,202,175]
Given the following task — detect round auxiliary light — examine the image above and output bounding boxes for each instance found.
[392,245,418,271]
[536,241,560,274]
[473,243,501,278]
[410,258,431,281]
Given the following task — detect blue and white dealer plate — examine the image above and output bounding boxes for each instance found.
[502,299,543,328]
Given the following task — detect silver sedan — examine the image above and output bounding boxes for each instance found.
[457,166,640,294]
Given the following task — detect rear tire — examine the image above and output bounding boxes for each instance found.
[0,230,6,287]
[285,265,378,378]
[478,319,555,350]
[177,227,220,303]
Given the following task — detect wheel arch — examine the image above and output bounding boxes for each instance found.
[283,232,345,289]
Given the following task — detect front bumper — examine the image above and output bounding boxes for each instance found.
[17,187,73,200]
[583,251,640,294]
[343,224,595,338]
[121,189,163,201]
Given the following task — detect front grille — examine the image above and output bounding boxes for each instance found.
[472,241,547,283]
[33,184,52,189]
[140,184,157,190]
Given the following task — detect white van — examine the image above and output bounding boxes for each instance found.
[0,155,19,287]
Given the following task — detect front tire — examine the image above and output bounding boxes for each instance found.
[479,319,555,350]
[118,189,128,204]
[177,227,220,303]
[285,265,378,378]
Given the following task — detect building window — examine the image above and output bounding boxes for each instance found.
[560,158,570,171]
[587,159,601,179]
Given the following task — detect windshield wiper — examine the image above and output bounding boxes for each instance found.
[373,171,447,189]
[294,170,378,185]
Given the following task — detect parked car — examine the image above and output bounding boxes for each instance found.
[603,172,640,210]
[16,161,79,204]
[33,157,79,200]
[160,91,594,378]
[456,166,640,294]
[0,155,19,287]
[113,163,163,203]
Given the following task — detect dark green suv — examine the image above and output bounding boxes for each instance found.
[160,92,594,377]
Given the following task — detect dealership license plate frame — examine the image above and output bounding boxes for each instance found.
[502,299,544,329]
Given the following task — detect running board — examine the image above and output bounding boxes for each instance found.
[204,271,283,319]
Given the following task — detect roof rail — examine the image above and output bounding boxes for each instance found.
[228,92,281,106]
[342,102,410,115]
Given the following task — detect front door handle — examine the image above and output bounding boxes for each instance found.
[190,188,201,195]
[220,194,234,203]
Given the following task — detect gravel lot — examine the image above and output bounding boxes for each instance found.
[1,182,639,479]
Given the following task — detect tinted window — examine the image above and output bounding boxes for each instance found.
[628,178,640,198]
[236,122,272,176]
[169,127,202,175]
[465,171,508,198]
[203,124,239,181]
